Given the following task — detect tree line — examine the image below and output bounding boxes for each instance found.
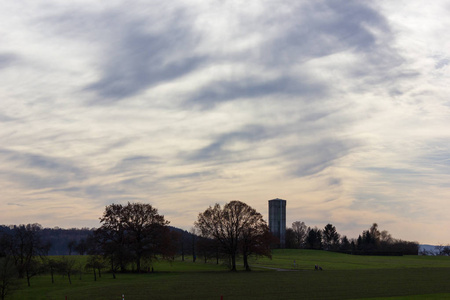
[0,225,94,256]
[285,222,419,255]
[0,201,430,298]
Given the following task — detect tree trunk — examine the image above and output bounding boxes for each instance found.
[181,241,185,262]
[192,236,196,262]
[231,254,237,271]
[26,270,31,287]
[136,254,141,273]
[111,260,116,279]
[243,253,251,271]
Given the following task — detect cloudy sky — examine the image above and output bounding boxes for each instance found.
[1,1,449,244]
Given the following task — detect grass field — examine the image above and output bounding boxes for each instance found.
[8,250,450,300]
[250,249,450,270]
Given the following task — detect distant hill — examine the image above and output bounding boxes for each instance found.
[418,244,440,255]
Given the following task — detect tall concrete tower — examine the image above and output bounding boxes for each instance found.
[268,198,286,248]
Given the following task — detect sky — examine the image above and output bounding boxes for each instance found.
[1,1,449,245]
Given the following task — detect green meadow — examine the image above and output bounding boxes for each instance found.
[9,250,450,300]
[250,249,450,270]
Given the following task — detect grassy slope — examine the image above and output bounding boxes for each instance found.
[250,249,450,270]
[9,251,450,300]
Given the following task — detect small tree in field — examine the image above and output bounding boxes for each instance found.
[6,224,50,287]
[44,258,60,284]
[0,256,20,300]
[85,255,106,281]
[59,256,77,285]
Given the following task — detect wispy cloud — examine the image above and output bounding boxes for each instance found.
[7,203,25,207]
[0,53,19,70]
[0,0,449,244]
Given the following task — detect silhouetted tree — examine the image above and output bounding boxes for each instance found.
[285,228,296,249]
[178,231,189,262]
[195,201,271,271]
[359,229,377,251]
[67,240,76,255]
[95,204,129,275]
[322,224,340,251]
[0,256,20,300]
[121,202,170,273]
[441,245,450,256]
[380,230,393,244]
[158,227,180,262]
[240,209,272,271]
[291,221,308,249]
[43,258,61,284]
[59,256,76,285]
[356,224,418,255]
[74,238,88,255]
[85,255,106,281]
[6,224,50,286]
[96,202,170,273]
[369,223,381,243]
[339,235,351,251]
[195,202,239,271]
[306,227,322,250]
[196,237,216,263]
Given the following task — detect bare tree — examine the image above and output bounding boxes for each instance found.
[43,258,60,284]
[241,221,273,271]
[196,237,217,263]
[369,223,381,246]
[59,256,77,285]
[380,230,393,244]
[74,238,88,255]
[436,245,450,256]
[291,221,308,248]
[96,202,170,273]
[195,203,238,271]
[0,256,20,300]
[94,204,129,276]
[121,202,170,273]
[7,224,49,286]
[195,201,271,271]
[85,255,106,281]
[67,240,76,255]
